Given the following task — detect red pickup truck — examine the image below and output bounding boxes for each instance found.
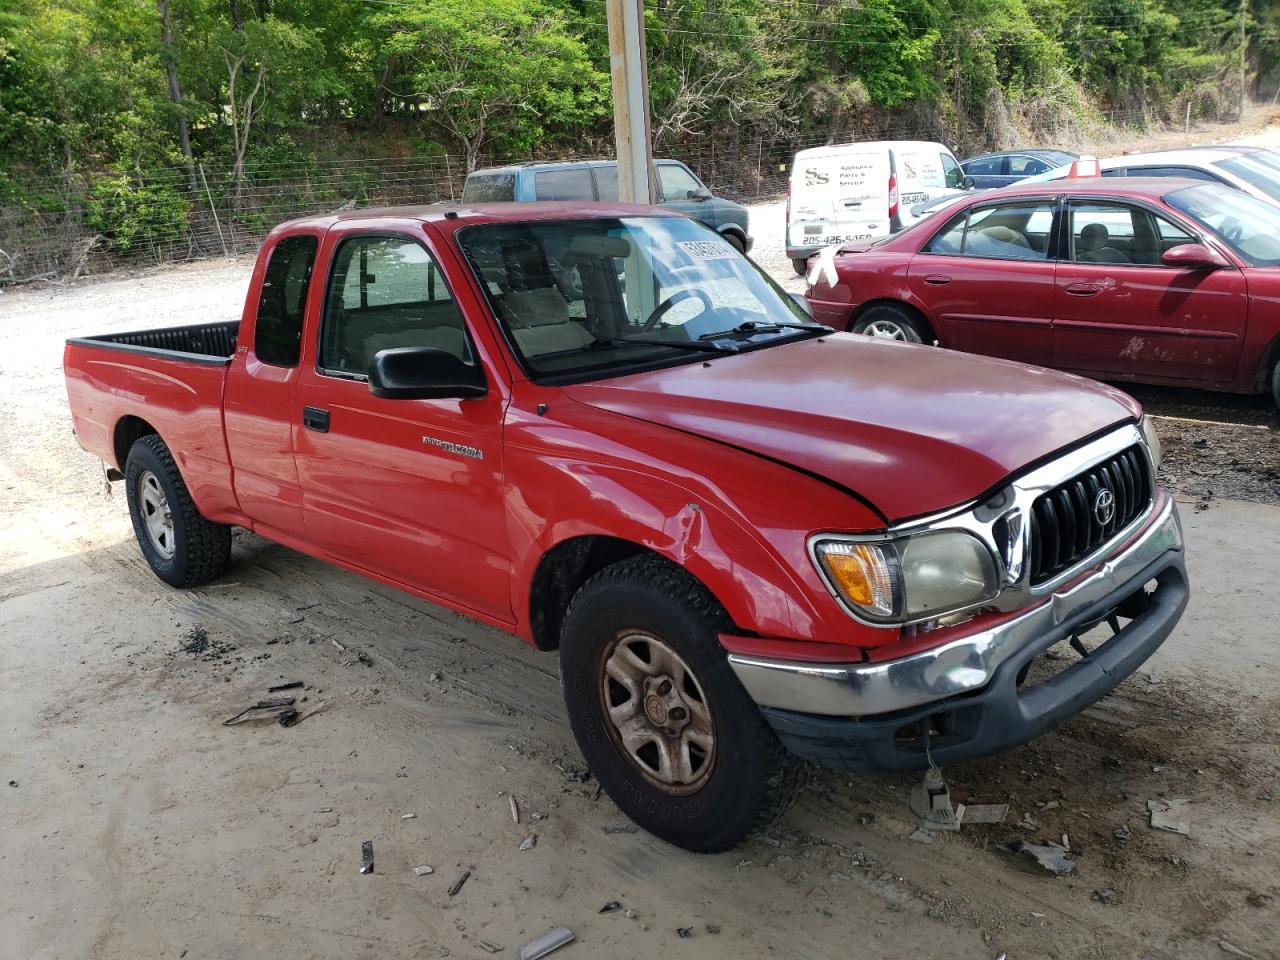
[65,202,1188,851]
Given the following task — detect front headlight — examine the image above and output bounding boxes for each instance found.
[1140,416,1162,472]
[813,530,999,625]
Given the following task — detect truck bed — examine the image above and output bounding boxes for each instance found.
[66,320,240,364]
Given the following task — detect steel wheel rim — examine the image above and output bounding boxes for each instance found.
[137,469,175,559]
[865,319,907,340]
[599,631,716,795]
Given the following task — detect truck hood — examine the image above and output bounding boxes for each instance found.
[563,335,1139,523]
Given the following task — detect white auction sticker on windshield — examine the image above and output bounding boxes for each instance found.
[680,239,736,260]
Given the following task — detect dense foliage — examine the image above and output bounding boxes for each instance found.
[0,0,1271,184]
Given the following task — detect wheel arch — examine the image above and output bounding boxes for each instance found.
[1252,331,1280,393]
[849,298,936,339]
[528,536,704,652]
[113,414,161,471]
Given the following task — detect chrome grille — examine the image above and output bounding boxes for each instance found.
[1027,444,1151,586]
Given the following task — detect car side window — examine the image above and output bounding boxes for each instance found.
[962,157,1002,176]
[1126,165,1220,182]
[254,234,318,367]
[1009,156,1048,176]
[1068,202,1193,266]
[319,236,470,378]
[657,163,702,201]
[533,169,596,201]
[593,165,620,201]
[925,201,1056,260]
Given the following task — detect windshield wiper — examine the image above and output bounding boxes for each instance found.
[699,320,833,340]
[602,336,741,354]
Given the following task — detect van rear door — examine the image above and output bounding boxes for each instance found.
[788,147,891,254]
[892,145,964,226]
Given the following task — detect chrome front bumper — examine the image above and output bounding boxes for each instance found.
[728,492,1184,718]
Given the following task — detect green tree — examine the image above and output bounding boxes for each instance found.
[373,0,609,169]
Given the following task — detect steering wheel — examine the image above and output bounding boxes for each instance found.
[640,288,714,331]
[1220,217,1244,242]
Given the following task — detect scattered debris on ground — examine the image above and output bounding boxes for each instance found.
[267,680,303,692]
[1148,798,1192,835]
[909,768,962,831]
[222,696,297,726]
[599,901,621,914]
[519,926,574,960]
[359,841,374,875]
[510,795,520,824]
[412,865,433,876]
[1008,841,1076,876]
[962,804,1009,824]
[448,868,471,897]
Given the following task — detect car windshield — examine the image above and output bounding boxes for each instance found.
[1213,154,1280,202]
[1166,183,1280,266]
[457,216,818,380]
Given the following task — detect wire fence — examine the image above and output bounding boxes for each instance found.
[0,107,1164,285]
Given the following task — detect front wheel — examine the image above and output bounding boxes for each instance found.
[852,303,932,344]
[559,555,799,852]
[125,434,231,588]
[791,257,810,276]
[1271,358,1280,412]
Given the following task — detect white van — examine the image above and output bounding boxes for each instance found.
[786,140,969,273]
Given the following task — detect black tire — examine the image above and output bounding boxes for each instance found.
[559,555,800,852]
[124,434,231,588]
[723,232,746,255]
[791,257,810,276]
[1271,358,1280,413]
[851,302,932,344]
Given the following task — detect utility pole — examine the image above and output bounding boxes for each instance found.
[605,0,655,204]
[1240,0,1248,121]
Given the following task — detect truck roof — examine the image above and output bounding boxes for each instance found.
[274,200,682,233]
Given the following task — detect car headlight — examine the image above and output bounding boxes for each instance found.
[1140,416,1162,472]
[812,530,999,625]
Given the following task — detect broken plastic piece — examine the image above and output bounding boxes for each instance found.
[267,681,304,692]
[519,834,536,851]
[510,795,520,824]
[223,697,296,725]
[478,939,504,954]
[1009,840,1075,875]
[1148,798,1191,835]
[359,840,374,874]
[962,803,1008,824]
[519,927,574,960]
[413,864,433,876]
[909,768,962,831]
[449,868,471,897]
[599,900,622,914]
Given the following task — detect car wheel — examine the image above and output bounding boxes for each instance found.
[723,233,746,255]
[791,257,810,276]
[1272,358,1280,413]
[852,303,931,344]
[125,434,231,588]
[559,555,801,852]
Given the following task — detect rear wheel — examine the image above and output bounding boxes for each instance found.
[1271,358,1280,412]
[125,435,231,588]
[791,257,810,276]
[559,555,799,852]
[852,302,932,344]
[723,232,746,255]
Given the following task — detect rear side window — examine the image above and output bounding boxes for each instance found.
[1067,202,1194,266]
[462,173,516,202]
[254,234,318,367]
[533,169,595,200]
[319,236,469,377]
[657,163,703,200]
[593,165,620,200]
[924,201,1056,260]
[963,157,1002,176]
[1128,165,1221,183]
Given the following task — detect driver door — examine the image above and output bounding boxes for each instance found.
[291,229,513,621]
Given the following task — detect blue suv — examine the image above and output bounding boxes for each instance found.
[462,159,753,253]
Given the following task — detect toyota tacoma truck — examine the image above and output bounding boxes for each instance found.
[64,202,1188,852]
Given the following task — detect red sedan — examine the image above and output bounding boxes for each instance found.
[804,178,1280,409]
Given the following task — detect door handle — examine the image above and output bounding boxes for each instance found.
[923,274,952,285]
[302,406,330,433]
[1065,282,1102,297]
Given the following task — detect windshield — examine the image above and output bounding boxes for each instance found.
[1213,154,1280,202]
[1166,183,1280,266]
[457,216,816,379]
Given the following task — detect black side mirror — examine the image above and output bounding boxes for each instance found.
[689,187,713,201]
[961,175,976,190]
[369,346,486,400]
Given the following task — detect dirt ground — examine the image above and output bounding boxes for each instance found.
[2,202,1279,960]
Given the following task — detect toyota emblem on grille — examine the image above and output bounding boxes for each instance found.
[1093,488,1116,526]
